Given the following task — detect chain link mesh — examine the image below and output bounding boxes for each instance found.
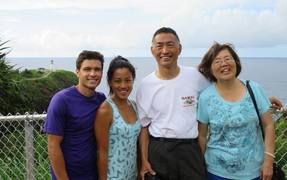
[275,117,287,176]
[0,113,49,180]
[0,113,286,179]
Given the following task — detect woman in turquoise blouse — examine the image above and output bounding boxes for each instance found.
[95,56,141,180]
[197,43,275,180]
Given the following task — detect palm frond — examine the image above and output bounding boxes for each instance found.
[0,47,10,51]
[0,40,9,47]
[0,40,10,60]
[0,54,6,59]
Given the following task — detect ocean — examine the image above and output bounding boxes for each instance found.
[6,57,287,103]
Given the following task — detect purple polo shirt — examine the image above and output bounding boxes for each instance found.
[44,86,106,180]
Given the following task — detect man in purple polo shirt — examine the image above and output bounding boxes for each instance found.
[44,50,106,180]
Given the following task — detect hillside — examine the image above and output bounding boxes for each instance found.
[0,62,77,114]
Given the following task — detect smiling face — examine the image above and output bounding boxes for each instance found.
[151,33,181,69]
[76,59,103,94]
[109,67,134,100]
[211,49,237,82]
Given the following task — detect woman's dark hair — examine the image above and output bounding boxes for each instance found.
[198,42,242,82]
[107,56,136,95]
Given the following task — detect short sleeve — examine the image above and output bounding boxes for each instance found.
[136,86,151,127]
[197,92,209,124]
[251,81,271,114]
[97,92,107,103]
[43,94,66,136]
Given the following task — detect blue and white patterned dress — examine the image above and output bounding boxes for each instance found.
[106,98,141,180]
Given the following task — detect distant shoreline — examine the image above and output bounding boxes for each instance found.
[4,57,287,103]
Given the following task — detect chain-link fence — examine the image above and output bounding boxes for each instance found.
[274,116,287,177]
[0,113,287,179]
[0,113,49,180]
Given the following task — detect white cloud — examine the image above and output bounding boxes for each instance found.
[0,0,138,10]
[0,16,22,23]
[8,27,150,57]
[162,0,287,49]
[1,0,287,57]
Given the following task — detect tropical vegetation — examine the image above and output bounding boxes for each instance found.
[0,40,77,114]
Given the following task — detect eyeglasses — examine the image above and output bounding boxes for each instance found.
[212,57,234,66]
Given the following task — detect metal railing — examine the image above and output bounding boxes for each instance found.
[0,113,286,179]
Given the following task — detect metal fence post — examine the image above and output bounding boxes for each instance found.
[25,114,34,180]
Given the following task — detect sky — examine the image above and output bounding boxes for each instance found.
[1,0,287,57]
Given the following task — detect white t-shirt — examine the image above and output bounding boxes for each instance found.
[136,66,209,138]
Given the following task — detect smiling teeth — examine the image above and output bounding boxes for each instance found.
[221,69,229,72]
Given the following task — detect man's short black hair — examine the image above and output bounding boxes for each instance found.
[152,27,180,42]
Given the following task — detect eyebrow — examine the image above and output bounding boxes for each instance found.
[153,41,177,46]
[215,55,232,60]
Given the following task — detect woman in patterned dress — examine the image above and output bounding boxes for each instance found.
[95,56,141,180]
[197,42,275,180]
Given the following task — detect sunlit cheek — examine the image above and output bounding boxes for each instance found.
[98,71,103,76]
[111,83,119,89]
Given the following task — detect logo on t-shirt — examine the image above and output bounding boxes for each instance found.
[181,96,195,107]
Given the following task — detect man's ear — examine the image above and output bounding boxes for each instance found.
[75,69,79,78]
[150,46,155,56]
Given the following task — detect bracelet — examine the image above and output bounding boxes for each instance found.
[264,151,275,158]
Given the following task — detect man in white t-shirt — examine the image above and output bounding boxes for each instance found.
[136,27,209,180]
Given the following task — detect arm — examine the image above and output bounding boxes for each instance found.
[198,122,208,155]
[47,134,69,180]
[260,111,276,180]
[94,102,113,180]
[269,96,283,110]
[139,127,155,180]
